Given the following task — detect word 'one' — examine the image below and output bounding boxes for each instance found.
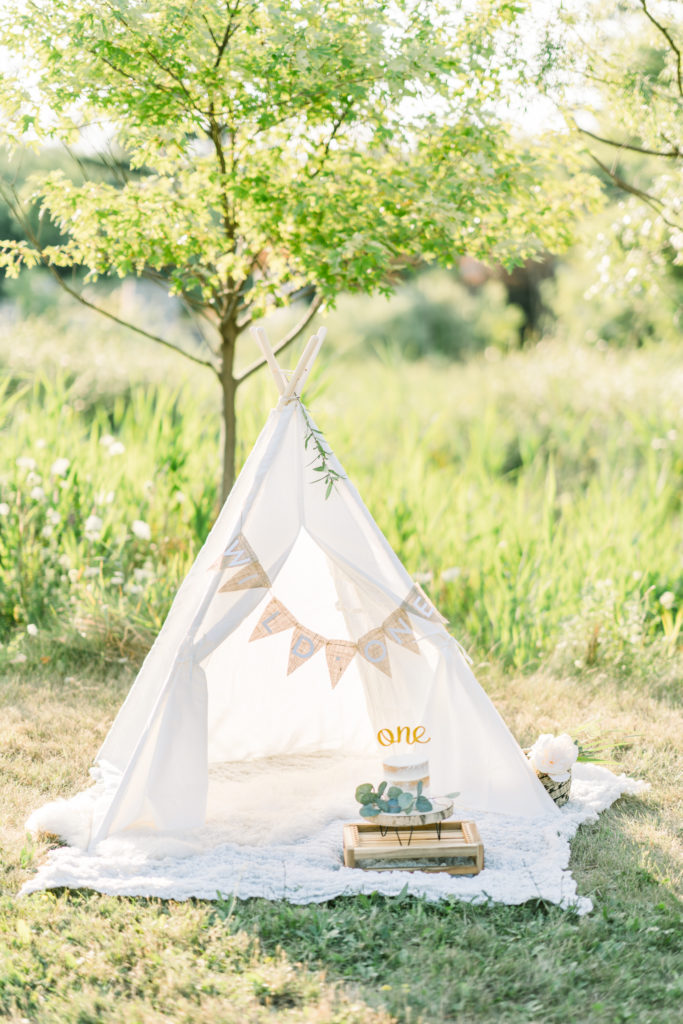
[377,726,431,746]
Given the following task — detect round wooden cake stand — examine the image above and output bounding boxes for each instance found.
[372,798,454,828]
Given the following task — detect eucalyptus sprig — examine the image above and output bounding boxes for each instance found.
[301,406,345,499]
[355,780,433,817]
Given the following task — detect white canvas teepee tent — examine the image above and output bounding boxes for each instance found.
[31,328,558,852]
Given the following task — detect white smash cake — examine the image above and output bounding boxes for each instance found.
[382,755,430,794]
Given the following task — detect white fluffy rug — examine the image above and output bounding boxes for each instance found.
[21,762,646,914]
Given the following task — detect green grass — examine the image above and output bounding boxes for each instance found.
[1,308,682,1023]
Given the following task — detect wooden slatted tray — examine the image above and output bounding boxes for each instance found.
[343,820,484,875]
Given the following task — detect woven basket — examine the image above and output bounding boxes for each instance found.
[535,770,571,807]
[524,749,572,807]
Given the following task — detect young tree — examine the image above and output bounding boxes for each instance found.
[0,0,599,500]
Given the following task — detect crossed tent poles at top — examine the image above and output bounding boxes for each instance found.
[250,323,327,405]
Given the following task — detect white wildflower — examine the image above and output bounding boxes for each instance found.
[46,508,61,525]
[528,733,579,782]
[110,572,125,586]
[414,571,433,584]
[173,490,187,505]
[659,591,675,610]
[51,457,70,477]
[11,652,27,664]
[84,566,100,578]
[36,438,47,449]
[0,503,9,516]
[16,456,37,471]
[26,472,42,486]
[41,524,53,539]
[124,582,143,595]
[68,568,80,584]
[131,519,151,541]
[30,486,45,501]
[84,514,103,538]
[107,441,126,456]
[99,434,115,448]
[26,623,38,637]
[441,567,461,583]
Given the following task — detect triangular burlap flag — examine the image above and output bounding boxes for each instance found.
[211,531,261,572]
[325,640,357,689]
[358,627,392,678]
[402,582,448,624]
[249,597,297,642]
[287,626,325,675]
[218,560,270,592]
[382,608,420,654]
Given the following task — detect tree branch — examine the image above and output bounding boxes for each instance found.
[308,99,355,180]
[577,124,681,159]
[0,179,220,377]
[235,293,323,385]
[213,1,240,69]
[639,0,683,98]
[54,264,220,374]
[587,151,682,230]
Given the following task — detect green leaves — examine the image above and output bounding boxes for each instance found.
[0,0,601,322]
[354,781,433,817]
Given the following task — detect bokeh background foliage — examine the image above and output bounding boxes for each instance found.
[0,291,681,682]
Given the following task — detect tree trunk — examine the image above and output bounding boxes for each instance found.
[219,317,238,504]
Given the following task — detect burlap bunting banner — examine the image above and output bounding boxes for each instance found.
[358,627,392,677]
[382,608,420,654]
[249,597,297,642]
[212,531,260,572]
[325,640,358,689]
[287,626,325,675]
[402,582,448,624]
[224,537,442,685]
[214,531,271,592]
[218,560,270,592]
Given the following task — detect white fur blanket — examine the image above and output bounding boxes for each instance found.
[21,761,646,914]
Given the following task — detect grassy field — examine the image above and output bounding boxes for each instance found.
[1,305,682,1023]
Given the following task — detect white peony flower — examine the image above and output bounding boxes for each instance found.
[84,514,103,538]
[528,733,579,782]
[51,457,70,477]
[131,519,151,541]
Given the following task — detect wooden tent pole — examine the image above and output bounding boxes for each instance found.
[282,327,326,400]
[251,326,286,395]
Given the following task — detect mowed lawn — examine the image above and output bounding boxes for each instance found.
[1,318,681,1023]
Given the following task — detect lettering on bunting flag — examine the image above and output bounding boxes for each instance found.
[287,626,325,675]
[402,582,448,624]
[249,597,297,642]
[358,627,392,677]
[325,640,358,689]
[214,531,271,592]
[382,608,420,654]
